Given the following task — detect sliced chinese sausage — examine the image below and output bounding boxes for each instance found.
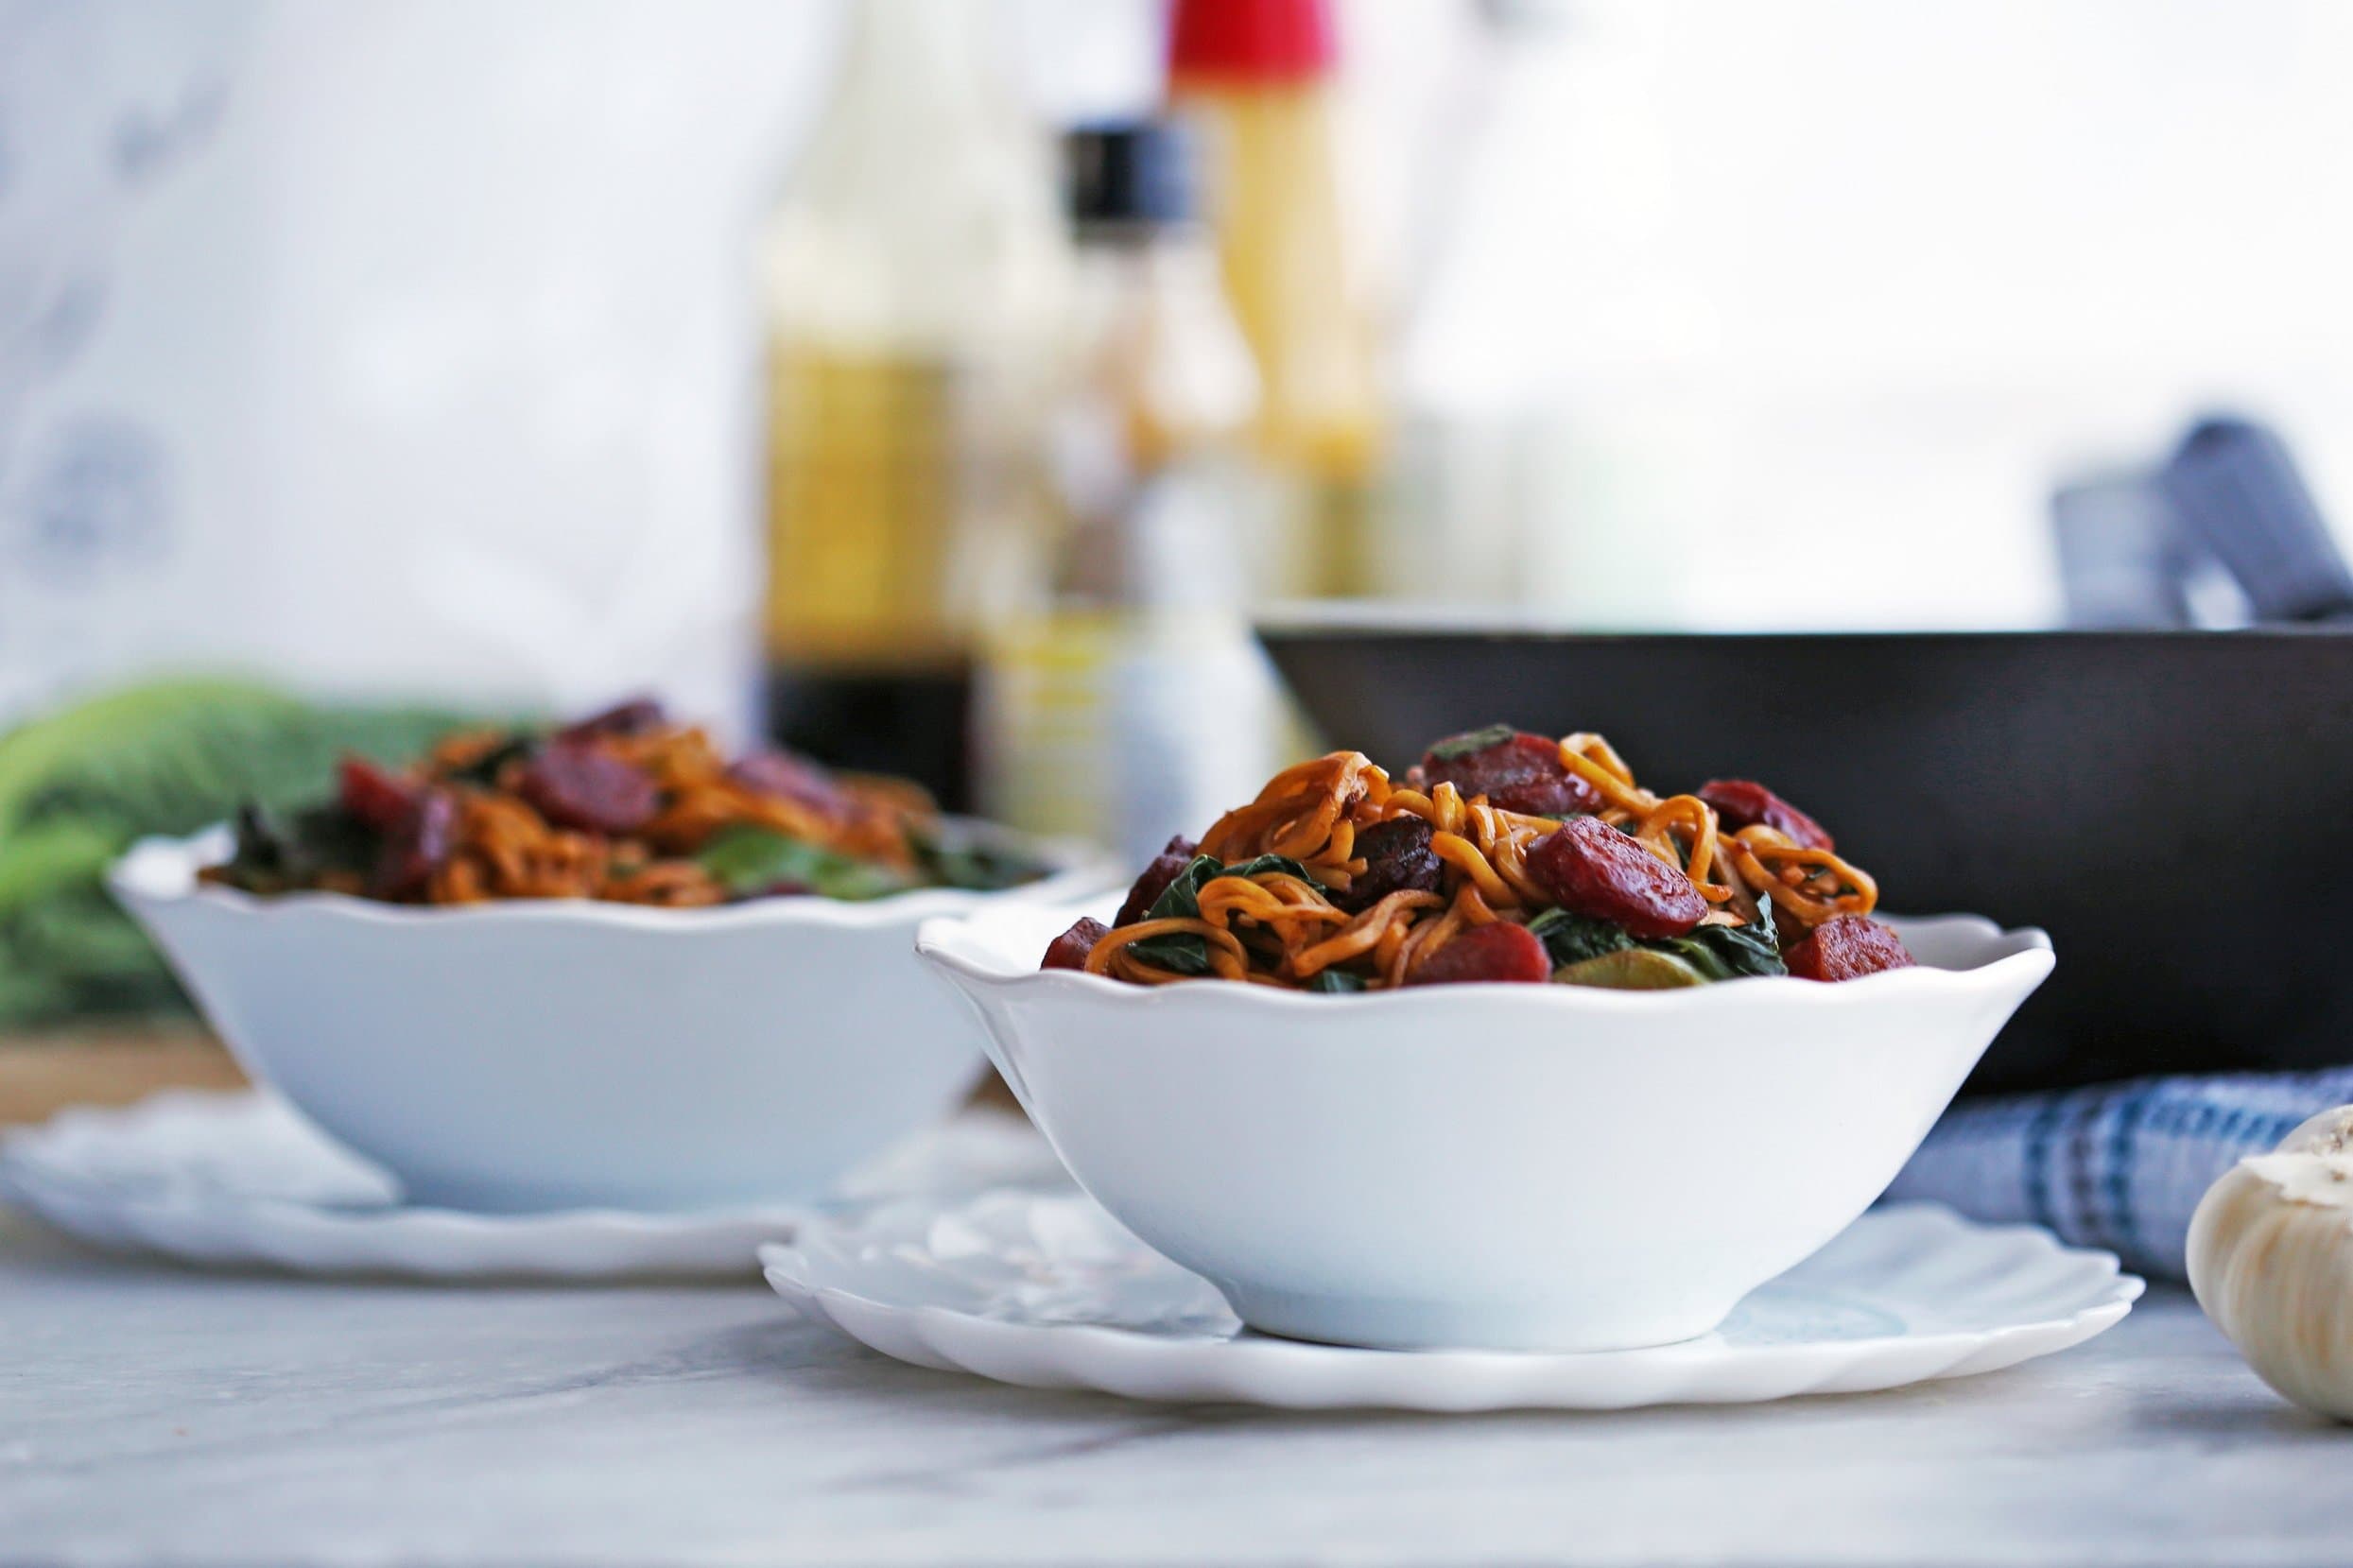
[1695,778,1834,852]
[731,748,847,816]
[1339,816,1443,912]
[1042,917,1112,972]
[516,741,660,834]
[1116,836,1201,926]
[1527,816,1706,939]
[1402,920,1552,986]
[1784,915,1914,982]
[1417,727,1601,817]
[337,756,418,834]
[372,787,458,900]
[556,698,668,742]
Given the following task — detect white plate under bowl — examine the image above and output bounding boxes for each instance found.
[762,1188,2142,1410]
[109,825,1115,1213]
[0,1092,1066,1280]
[919,901,2054,1353]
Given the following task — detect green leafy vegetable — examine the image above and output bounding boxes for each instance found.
[1525,907,1637,968]
[1525,905,1786,984]
[1423,724,1515,762]
[0,818,121,909]
[695,824,917,902]
[1124,853,1318,975]
[1648,919,1788,981]
[908,820,1047,893]
[1306,969,1367,993]
[212,802,380,894]
[700,819,1044,903]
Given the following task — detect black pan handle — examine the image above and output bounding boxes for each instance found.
[2161,416,2353,623]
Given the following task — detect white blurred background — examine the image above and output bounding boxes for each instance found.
[9,0,2353,723]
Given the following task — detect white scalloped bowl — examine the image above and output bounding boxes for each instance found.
[917,902,2053,1352]
[111,827,1115,1212]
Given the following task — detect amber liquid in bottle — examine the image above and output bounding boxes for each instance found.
[758,0,1064,807]
[764,350,972,802]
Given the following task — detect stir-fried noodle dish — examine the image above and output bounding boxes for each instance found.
[1044,726,1915,990]
[204,701,1045,906]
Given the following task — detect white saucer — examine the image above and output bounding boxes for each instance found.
[762,1190,2143,1410]
[0,1092,1065,1281]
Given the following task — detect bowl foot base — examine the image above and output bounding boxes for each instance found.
[1222,1284,1736,1353]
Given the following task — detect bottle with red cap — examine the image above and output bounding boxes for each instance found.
[1167,0,1385,601]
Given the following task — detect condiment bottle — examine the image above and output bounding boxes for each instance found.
[756,0,1068,807]
[1166,0,1385,601]
[977,120,1279,864]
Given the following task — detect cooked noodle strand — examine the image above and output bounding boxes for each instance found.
[1081,735,1879,990]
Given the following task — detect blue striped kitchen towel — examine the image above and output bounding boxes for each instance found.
[1883,1066,2353,1281]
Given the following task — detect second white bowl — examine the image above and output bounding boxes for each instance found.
[112,828,1115,1213]
[918,904,2053,1352]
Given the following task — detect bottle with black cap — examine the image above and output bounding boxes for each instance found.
[977,118,1280,865]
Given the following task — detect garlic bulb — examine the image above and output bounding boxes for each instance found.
[2187,1105,2353,1421]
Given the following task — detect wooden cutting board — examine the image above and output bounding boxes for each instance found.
[0,1028,246,1126]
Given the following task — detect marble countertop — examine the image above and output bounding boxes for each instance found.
[1,1210,2343,1568]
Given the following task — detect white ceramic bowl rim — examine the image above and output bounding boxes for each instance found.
[112,822,1120,933]
[918,906,2054,1013]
